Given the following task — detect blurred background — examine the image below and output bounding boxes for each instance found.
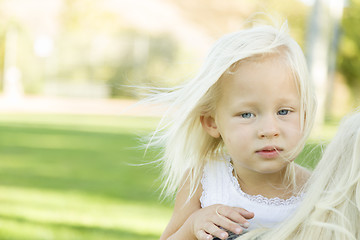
[0,0,357,239]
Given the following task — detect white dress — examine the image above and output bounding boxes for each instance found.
[200,159,303,231]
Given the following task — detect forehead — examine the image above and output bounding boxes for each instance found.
[218,55,299,104]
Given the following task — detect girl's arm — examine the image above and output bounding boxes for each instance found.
[160,176,202,240]
[160,177,254,240]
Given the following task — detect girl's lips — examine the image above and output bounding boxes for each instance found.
[256,147,283,158]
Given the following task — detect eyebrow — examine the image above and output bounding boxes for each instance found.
[230,97,300,108]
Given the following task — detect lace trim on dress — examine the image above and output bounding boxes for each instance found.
[200,164,209,208]
[226,160,304,206]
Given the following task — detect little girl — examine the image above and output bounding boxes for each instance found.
[237,110,360,240]
[149,21,317,240]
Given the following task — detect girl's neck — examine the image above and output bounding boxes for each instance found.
[231,162,295,199]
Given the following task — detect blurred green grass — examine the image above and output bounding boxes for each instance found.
[0,113,338,240]
[0,114,171,240]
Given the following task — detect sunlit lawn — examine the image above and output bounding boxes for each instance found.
[0,114,171,240]
[0,113,338,240]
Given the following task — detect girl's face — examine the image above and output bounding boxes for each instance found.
[202,56,302,177]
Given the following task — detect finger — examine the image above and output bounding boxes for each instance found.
[235,207,255,219]
[213,213,244,235]
[202,222,229,240]
[196,229,213,240]
[217,206,253,230]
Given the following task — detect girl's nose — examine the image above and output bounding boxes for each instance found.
[258,116,280,139]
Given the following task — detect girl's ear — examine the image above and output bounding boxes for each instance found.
[200,115,221,138]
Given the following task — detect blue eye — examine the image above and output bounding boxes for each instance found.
[241,112,254,118]
[278,109,290,115]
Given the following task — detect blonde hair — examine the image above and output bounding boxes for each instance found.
[146,22,317,200]
[237,110,360,240]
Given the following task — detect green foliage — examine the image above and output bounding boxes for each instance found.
[107,32,179,98]
[258,0,310,47]
[0,24,5,90]
[56,0,184,98]
[338,0,360,101]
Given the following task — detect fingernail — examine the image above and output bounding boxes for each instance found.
[241,222,250,228]
[235,227,242,234]
[220,232,227,239]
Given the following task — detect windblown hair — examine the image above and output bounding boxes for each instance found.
[147,22,317,200]
[237,110,360,240]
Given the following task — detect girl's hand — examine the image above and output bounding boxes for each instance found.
[187,204,254,240]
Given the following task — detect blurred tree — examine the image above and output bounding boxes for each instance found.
[173,0,309,46]
[0,3,7,91]
[0,0,61,95]
[264,0,310,47]
[58,0,182,98]
[338,0,360,104]
[58,0,119,84]
[305,0,334,126]
[107,31,179,98]
[0,27,5,91]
